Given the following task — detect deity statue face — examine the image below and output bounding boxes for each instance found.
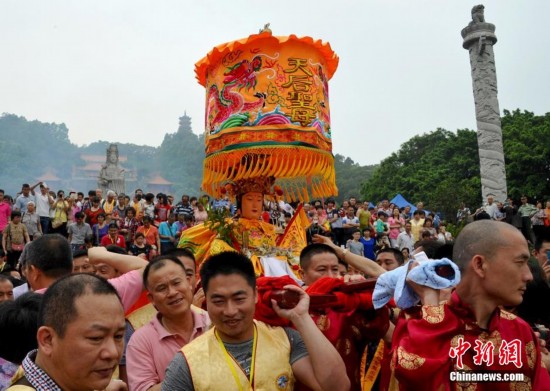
[108,149,118,164]
[240,192,263,220]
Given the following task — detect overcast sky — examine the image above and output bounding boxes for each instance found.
[1,0,548,166]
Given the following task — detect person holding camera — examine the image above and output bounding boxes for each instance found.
[306,214,328,245]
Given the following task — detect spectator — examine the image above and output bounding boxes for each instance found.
[21,201,42,240]
[67,211,93,253]
[359,228,376,260]
[342,206,360,243]
[374,211,390,249]
[194,201,208,226]
[356,200,372,233]
[0,274,14,303]
[113,193,128,223]
[410,210,424,242]
[136,216,160,257]
[85,196,105,227]
[158,213,178,254]
[34,183,54,234]
[14,183,39,213]
[396,221,415,253]
[388,207,404,248]
[2,211,30,269]
[155,194,172,225]
[174,194,195,220]
[0,292,42,389]
[100,222,126,249]
[142,193,156,221]
[50,190,69,236]
[518,195,538,244]
[128,232,153,260]
[120,206,139,248]
[0,190,11,246]
[91,213,109,246]
[422,217,437,239]
[346,228,364,256]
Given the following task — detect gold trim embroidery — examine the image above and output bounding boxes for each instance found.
[422,305,445,324]
[397,346,425,370]
[526,341,536,369]
[509,376,531,391]
[501,310,517,320]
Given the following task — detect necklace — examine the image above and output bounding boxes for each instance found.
[214,324,257,391]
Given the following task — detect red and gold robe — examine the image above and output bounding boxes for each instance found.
[390,291,550,390]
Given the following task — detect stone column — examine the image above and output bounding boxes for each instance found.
[461,5,507,203]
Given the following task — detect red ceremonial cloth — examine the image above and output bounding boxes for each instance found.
[254,276,300,327]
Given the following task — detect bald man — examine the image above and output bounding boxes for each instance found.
[391,220,550,390]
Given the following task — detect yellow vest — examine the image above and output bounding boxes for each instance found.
[127,303,207,331]
[183,320,294,391]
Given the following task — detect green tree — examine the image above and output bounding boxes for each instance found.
[502,109,550,200]
[156,116,205,197]
[360,110,550,221]
[0,113,80,194]
[361,128,481,221]
[333,154,376,203]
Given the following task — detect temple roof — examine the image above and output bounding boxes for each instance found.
[37,169,61,181]
[148,175,173,185]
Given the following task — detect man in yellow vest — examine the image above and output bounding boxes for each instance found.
[162,251,350,391]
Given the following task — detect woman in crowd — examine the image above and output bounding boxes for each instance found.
[119,206,139,249]
[436,222,453,244]
[154,193,172,225]
[84,196,104,227]
[388,206,405,248]
[532,201,547,241]
[142,193,155,221]
[51,190,69,237]
[422,217,437,239]
[193,201,208,226]
[128,232,152,260]
[91,213,109,246]
[1,211,30,269]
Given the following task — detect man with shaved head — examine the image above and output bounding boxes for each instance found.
[391,220,550,389]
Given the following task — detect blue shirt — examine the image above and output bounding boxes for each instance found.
[360,237,376,260]
[15,194,35,213]
[158,221,178,243]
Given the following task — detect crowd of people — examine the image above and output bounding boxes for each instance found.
[1,182,550,390]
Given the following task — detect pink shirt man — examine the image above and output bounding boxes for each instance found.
[126,306,210,391]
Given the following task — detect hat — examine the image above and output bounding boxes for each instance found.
[196,30,339,202]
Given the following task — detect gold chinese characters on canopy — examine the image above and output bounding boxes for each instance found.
[195,29,339,201]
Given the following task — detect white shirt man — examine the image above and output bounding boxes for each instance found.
[396,222,415,252]
[484,195,499,220]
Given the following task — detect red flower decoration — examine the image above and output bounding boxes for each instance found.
[291,265,300,271]
[274,186,283,196]
[220,187,227,195]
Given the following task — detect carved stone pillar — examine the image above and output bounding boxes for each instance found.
[461,5,507,203]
